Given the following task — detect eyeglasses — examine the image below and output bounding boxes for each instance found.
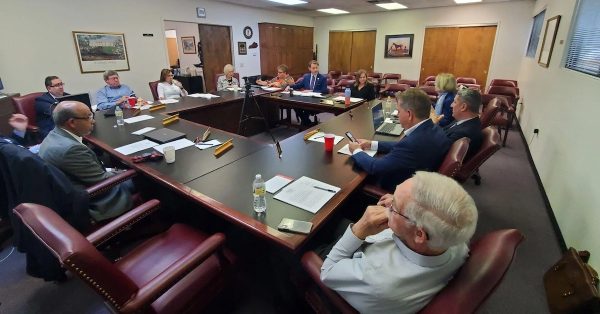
[388,203,430,239]
[71,112,95,121]
[50,82,65,87]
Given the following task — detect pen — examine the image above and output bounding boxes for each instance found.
[313,186,336,193]
[196,143,214,146]
[313,136,324,139]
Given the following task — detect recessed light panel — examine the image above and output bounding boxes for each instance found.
[317,8,350,14]
[454,0,482,4]
[376,3,408,10]
[268,0,307,5]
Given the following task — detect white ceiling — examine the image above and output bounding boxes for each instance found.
[210,0,526,17]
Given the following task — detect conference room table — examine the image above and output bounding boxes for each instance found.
[85,90,395,252]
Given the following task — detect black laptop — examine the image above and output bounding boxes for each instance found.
[56,93,92,110]
[143,128,186,144]
[372,103,403,136]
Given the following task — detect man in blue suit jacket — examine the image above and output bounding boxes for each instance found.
[349,89,451,191]
[35,76,70,138]
[290,60,329,125]
[444,88,482,161]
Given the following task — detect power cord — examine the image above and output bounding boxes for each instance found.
[0,246,15,263]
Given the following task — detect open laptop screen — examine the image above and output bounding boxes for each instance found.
[56,93,92,110]
[371,102,384,129]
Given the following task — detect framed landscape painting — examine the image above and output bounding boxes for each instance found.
[72,31,130,73]
[385,34,414,58]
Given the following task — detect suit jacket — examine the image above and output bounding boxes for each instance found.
[444,117,482,161]
[291,73,329,94]
[1,131,38,147]
[352,119,452,191]
[39,128,132,221]
[35,92,69,138]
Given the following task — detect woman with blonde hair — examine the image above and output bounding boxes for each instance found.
[216,64,240,91]
[157,69,187,100]
[432,73,457,127]
[350,69,376,101]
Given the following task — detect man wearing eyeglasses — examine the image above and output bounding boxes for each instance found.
[96,70,135,111]
[39,101,133,221]
[321,171,478,314]
[35,76,70,138]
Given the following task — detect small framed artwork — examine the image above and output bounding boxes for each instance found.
[72,31,130,73]
[238,42,247,55]
[196,7,206,18]
[538,15,561,68]
[385,34,414,58]
[181,36,196,54]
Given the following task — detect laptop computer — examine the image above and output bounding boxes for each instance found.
[143,128,186,144]
[372,102,403,136]
[56,93,92,110]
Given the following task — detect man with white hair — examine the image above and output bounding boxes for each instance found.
[320,171,478,314]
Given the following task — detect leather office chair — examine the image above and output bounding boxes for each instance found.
[438,137,470,178]
[398,79,418,87]
[326,78,335,95]
[486,86,519,146]
[328,70,342,81]
[424,80,436,86]
[382,73,401,86]
[300,229,524,314]
[13,201,235,314]
[148,81,159,101]
[419,85,438,103]
[379,83,410,98]
[480,97,502,129]
[457,77,477,84]
[214,72,241,90]
[490,79,517,88]
[368,72,382,79]
[455,126,501,185]
[424,75,436,84]
[339,74,355,81]
[12,92,45,135]
[460,83,481,90]
[334,79,355,93]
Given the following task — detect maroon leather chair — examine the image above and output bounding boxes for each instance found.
[148,81,159,101]
[455,127,501,185]
[490,79,518,88]
[398,79,418,87]
[368,72,382,79]
[457,77,477,84]
[419,85,438,103]
[379,83,410,98]
[382,73,401,86]
[480,97,502,129]
[214,72,241,89]
[460,83,481,91]
[486,86,519,146]
[300,229,524,314]
[438,137,470,178]
[12,92,45,134]
[13,201,235,314]
[334,79,355,93]
[424,75,436,84]
[424,80,436,86]
[339,74,355,81]
[328,70,342,81]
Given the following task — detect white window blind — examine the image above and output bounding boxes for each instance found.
[565,0,600,77]
[526,10,546,58]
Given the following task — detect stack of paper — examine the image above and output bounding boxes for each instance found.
[195,139,221,150]
[160,99,179,104]
[123,115,154,124]
[115,140,158,155]
[274,176,340,214]
[188,93,220,99]
[153,138,196,153]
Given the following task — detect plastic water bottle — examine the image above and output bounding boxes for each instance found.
[253,174,267,213]
[385,96,393,118]
[344,87,351,106]
[115,105,124,126]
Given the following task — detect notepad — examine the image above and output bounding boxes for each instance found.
[337,144,377,157]
[274,176,340,214]
[114,139,158,155]
[131,127,156,135]
[124,115,154,124]
[195,139,221,150]
[265,174,294,193]
[152,138,196,153]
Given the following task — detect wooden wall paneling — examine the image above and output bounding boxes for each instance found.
[453,26,497,90]
[199,24,232,92]
[328,31,353,73]
[420,27,459,84]
[259,23,314,79]
[350,31,376,73]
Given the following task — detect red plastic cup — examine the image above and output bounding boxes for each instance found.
[324,134,335,152]
[127,97,137,107]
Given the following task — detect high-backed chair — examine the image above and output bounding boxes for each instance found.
[368,72,382,79]
[486,86,519,146]
[438,137,470,178]
[379,83,410,98]
[424,80,436,86]
[13,201,235,314]
[480,97,502,129]
[424,75,436,84]
[12,92,45,134]
[214,72,241,90]
[334,79,355,93]
[382,73,401,85]
[460,83,481,90]
[300,229,524,314]
[457,77,477,84]
[490,79,517,88]
[148,81,159,101]
[398,79,418,87]
[455,127,501,185]
[328,70,342,81]
[419,85,438,103]
[339,74,355,81]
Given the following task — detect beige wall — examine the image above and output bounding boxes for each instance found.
[517,0,600,268]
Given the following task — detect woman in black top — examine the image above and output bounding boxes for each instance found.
[350,69,376,101]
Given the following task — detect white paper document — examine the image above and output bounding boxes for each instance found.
[160,99,179,104]
[114,139,158,155]
[332,96,363,103]
[124,115,154,124]
[265,174,294,194]
[195,139,221,150]
[188,93,221,99]
[131,127,156,135]
[337,144,377,157]
[134,104,152,110]
[153,138,196,153]
[307,132,344,145]
[261,86,281,92]
[274,176,340,214]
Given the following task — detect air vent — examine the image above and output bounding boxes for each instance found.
[367,0,381,3]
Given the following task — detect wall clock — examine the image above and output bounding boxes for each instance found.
[243,26,253,39]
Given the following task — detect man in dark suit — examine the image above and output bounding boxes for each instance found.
[349,89,451,191]
[444,88,482,160]
[289,60,329,126]
[35,76,69,138]
[39,101,133,221]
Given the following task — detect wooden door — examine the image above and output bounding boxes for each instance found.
[259,23,313,78]
[199,24,232,91]
[166,37,179,67]
[453,26,497,90]
[329,31,352,73]
[420,27,459,84]
[350,31,376,72]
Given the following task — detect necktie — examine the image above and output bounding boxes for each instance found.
[310,75,315,90]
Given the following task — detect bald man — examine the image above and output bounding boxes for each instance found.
[39,101,133,221]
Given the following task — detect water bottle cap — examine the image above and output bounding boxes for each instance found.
[255,174,261,179]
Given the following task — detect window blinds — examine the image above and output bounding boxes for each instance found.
[565,0,600,77]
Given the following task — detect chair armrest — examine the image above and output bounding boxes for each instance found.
[362,184,389,200]
[86,199,160,246]
[86,169,137,198]
[26,125,39,133]
[301,252,358,314]
[120,233,226,313]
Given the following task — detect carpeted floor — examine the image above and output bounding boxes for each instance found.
[0,112,561,313]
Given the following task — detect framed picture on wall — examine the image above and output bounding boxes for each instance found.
[238,42,247,55]
[181,36,196,54]
[72,31,130,73]
[384,34,414,58]
[538,15,561,68]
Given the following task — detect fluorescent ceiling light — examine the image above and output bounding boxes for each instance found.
[454,0,482,3]
[268,0,307,5]
[376,2,407,10]
[317,8,350,14]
